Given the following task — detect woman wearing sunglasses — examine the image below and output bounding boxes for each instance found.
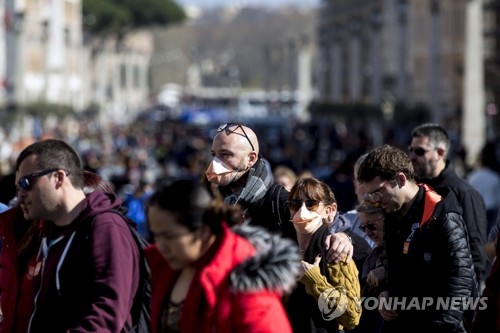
[285,177,361,332]
[352,201,386,333]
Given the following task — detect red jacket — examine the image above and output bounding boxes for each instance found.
[146,223,299,333]
[0,207,42,333]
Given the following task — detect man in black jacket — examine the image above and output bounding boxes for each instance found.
[357,144,475,333]
[206,123,353,262]
[409,123,487,285]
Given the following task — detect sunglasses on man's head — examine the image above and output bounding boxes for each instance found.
[17,168,60,191]
[408,146,436,157]
[288,199,321,212]
[217,123,255,151]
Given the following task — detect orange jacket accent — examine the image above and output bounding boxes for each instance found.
[420,184,442,227]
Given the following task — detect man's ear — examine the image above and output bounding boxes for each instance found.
[248,151,258,167]
[436,147,446,159]
[393,172,405,188]
[55,169,67,188]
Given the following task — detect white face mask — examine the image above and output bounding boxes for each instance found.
[205,157,238,186]
[290,203,323,235]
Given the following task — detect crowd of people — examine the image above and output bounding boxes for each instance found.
[0,120,497,332]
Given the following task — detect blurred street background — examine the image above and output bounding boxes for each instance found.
[1,0,500,213]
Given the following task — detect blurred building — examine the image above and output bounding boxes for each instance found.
[85,30,153,125]
[149,5,317,119]
[2,0,85,108]
[0,0,152,127]
[316,0,466,124]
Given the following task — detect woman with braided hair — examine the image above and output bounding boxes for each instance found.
[285,177,362,332]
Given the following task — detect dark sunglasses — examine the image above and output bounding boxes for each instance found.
[217,123,255,151]
[408,146,436,156]
[18,168,60,191]
[359,216,383,232]
[359,223,377,232]
[288,199,321,212]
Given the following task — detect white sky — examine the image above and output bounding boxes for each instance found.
[177,0,319,8]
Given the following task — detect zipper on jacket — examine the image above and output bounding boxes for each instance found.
[55,231,76,295]
[26,235,64,333]
[27,256,45,333]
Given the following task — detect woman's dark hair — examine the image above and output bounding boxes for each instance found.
[147,179,242,233]
[14,207,41,256]
[82,170,115,193]
[289,177,336,205]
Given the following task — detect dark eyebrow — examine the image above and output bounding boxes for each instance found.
[214,148,234,155]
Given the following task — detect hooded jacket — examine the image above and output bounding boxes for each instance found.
[27,190,140,333]
[145,223,300,333]
[328,213,373,275]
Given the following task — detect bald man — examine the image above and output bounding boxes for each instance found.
[206,123,353,263]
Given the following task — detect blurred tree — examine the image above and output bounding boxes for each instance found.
[83,0,185,35]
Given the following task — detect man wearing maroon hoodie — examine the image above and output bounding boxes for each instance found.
[14,139,140,333]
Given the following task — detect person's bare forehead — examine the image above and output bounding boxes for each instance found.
[212,132,248,153]
[212,132,242,154]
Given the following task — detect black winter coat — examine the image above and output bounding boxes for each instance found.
[417,161,487,283]
[246,183,296,240]
[382,186,475,333]
[218,158,295,240]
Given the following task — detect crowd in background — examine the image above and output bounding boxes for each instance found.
[0,115,498,234]
[0,115,499,332]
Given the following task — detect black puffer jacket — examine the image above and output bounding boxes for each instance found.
[417,161,487,283]
[382,186,475,333]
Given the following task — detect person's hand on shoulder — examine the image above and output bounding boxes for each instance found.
[324,232,353,264]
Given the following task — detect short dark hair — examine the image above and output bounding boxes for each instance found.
[411,123,450,152]
[16,139,84,189]
[357,145,414,183]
